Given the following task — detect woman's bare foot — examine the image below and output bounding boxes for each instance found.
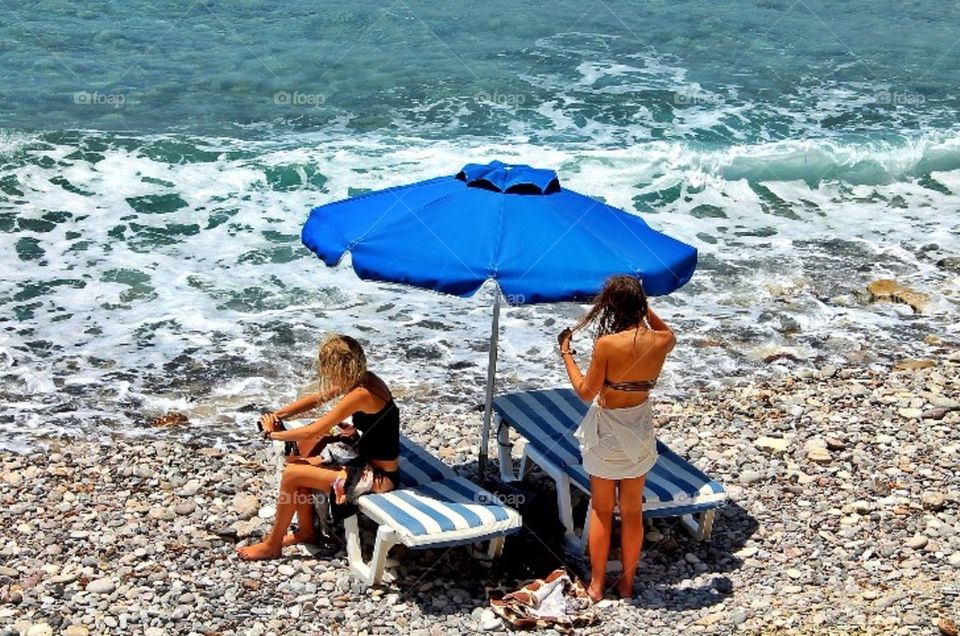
[586,581,605,603]
[281,531,317,548]
[615,579,634,599]
[236,541,282,561]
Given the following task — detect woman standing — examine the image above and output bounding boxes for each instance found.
[237,333,400,561]
[558,275,676,601]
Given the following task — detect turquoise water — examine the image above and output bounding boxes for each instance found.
[1,1,958,446]
[2,1,960,145]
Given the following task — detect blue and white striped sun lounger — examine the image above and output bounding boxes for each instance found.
[492,388,726,549]
[345,435,521,585]
[276,431,521,586]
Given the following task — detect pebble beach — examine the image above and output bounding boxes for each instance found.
[4,2,960,634]
[2,348,958,635]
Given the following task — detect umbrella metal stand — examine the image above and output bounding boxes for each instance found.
[478,286,501,478]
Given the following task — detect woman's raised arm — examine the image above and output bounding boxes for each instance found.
[269,389,367,442]
[260,386,340,432]
[646,308,676,351]
[562,337,607,403]
[646,307,671,332]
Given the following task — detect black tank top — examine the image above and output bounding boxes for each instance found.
[352,399,400,461]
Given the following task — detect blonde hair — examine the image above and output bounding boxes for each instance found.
[316,333,367,396]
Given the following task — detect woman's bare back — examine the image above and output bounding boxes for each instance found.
[599,327,674,408]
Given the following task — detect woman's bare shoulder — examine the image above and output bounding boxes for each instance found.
[360,372,393,404]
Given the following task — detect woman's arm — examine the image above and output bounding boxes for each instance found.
[270,389,368,442]
[561,338,607,403]
[260,387,339,432]
[646,308,677,351]
[646,307,671,332]
[275,387,338,419]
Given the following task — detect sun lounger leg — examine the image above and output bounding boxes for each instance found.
[576,497,591,555]
[496,415,517,482]
[487,535,505,559]
[523,444,581,549]
[368,525,399,586]
[680,509,716,542]
[555,474,580,551]
[518,445,534,479]
[344,514,368,582]
[467,533,507,562]
[345,516,399,586]
[698,509,715,541]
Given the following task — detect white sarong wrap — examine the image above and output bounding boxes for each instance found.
[574,399,658,480]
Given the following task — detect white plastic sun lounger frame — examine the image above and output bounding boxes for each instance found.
[492,388,727,552]
[275,430,521,586]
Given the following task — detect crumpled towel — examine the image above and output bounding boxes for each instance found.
[490,569,598,632]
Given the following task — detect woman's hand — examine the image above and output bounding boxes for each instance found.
[557,327,573,353]
[259,412,281,435]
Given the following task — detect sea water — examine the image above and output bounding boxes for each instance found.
[1,1,958,448]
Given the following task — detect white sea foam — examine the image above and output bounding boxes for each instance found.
[1,130,957,447]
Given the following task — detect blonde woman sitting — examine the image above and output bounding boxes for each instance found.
[237,334,400,561]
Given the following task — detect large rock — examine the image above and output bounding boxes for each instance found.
[233,493,260,520]
[894,359,936,371]
[85,578,115,595]
[754,436,791,454]
[922,491,946,511]
[866,279,929,313]
[894,289,929,313]
[936,256,960,273]
[175,501,197,516]
[177,479,202,497]
[867,279,899,300]
[151,411,188,427]
[480,609,502,631]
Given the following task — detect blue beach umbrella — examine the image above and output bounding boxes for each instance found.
[301,160,697,473]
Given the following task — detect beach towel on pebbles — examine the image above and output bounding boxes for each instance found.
[490,569,598,632]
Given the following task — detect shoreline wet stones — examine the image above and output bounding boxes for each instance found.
[1,355,959,634]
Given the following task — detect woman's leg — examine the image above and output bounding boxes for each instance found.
[587,476,617,602]
[297,433,327,457]
[615,475,646,598]
[280,487,318,547]
[237,464,339,560]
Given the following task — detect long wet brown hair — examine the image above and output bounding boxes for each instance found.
[574,275,649,339]
[316,333,367,396]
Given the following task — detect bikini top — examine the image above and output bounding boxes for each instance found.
[603,378,657,392]
[351,399,400,461]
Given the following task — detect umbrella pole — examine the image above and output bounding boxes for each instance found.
[479,287,501,478]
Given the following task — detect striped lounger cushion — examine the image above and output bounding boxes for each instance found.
[492,388,727,517]
[397,435,457,486]
[359,476,522,549]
